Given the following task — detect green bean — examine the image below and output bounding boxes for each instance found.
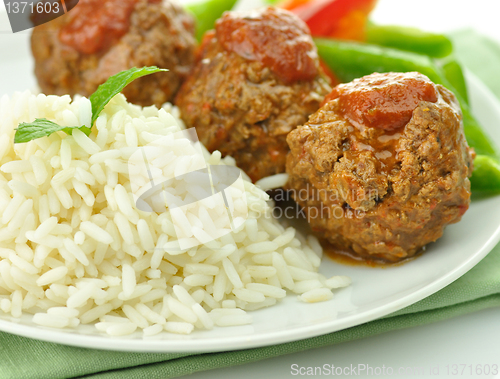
[314,38,497,157]
[185,0,238,42]
[315,38,440,83]
[470,155,500,194]
[366,24,453,58]
[436,56,469,105]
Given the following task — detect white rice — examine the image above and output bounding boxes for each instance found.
[298,287,334,303]
[255,173,289,191]
[0,91,349,336]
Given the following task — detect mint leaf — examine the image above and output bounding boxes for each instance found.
[14,119,88,143]
[89,66,168,127]
[14,66,167,144]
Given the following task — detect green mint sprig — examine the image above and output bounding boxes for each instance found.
[14,66,168,144]
[14,119,90,144]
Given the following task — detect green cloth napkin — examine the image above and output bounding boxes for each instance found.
[2,246,500,379]
[1,30,500,379]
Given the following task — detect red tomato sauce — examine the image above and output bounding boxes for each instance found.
[325,72,439,131]
[59,0,159,54]
[215,7,319,84]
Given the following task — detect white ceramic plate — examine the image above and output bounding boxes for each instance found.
[1,9,500,354]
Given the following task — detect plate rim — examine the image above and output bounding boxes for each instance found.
[0,63,499,352]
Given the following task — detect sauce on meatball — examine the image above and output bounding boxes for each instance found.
[215,7,319,84]
[59,0,161,54]
[285,72,473,262]
[326,72,439,131]
[32,0,195,107]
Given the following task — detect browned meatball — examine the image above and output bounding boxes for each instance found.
[286,72,474,262]
[175,7,331,182]
[31,0,196,107]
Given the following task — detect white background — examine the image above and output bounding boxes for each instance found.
[1,0,500,378]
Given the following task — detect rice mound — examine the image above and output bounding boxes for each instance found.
[0,91,349,336]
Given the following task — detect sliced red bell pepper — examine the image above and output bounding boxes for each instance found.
[279,0,378,41]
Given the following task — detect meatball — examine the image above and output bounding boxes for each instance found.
[31,0,196,107]
[286,72,474,262]
[175,7,331,182]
